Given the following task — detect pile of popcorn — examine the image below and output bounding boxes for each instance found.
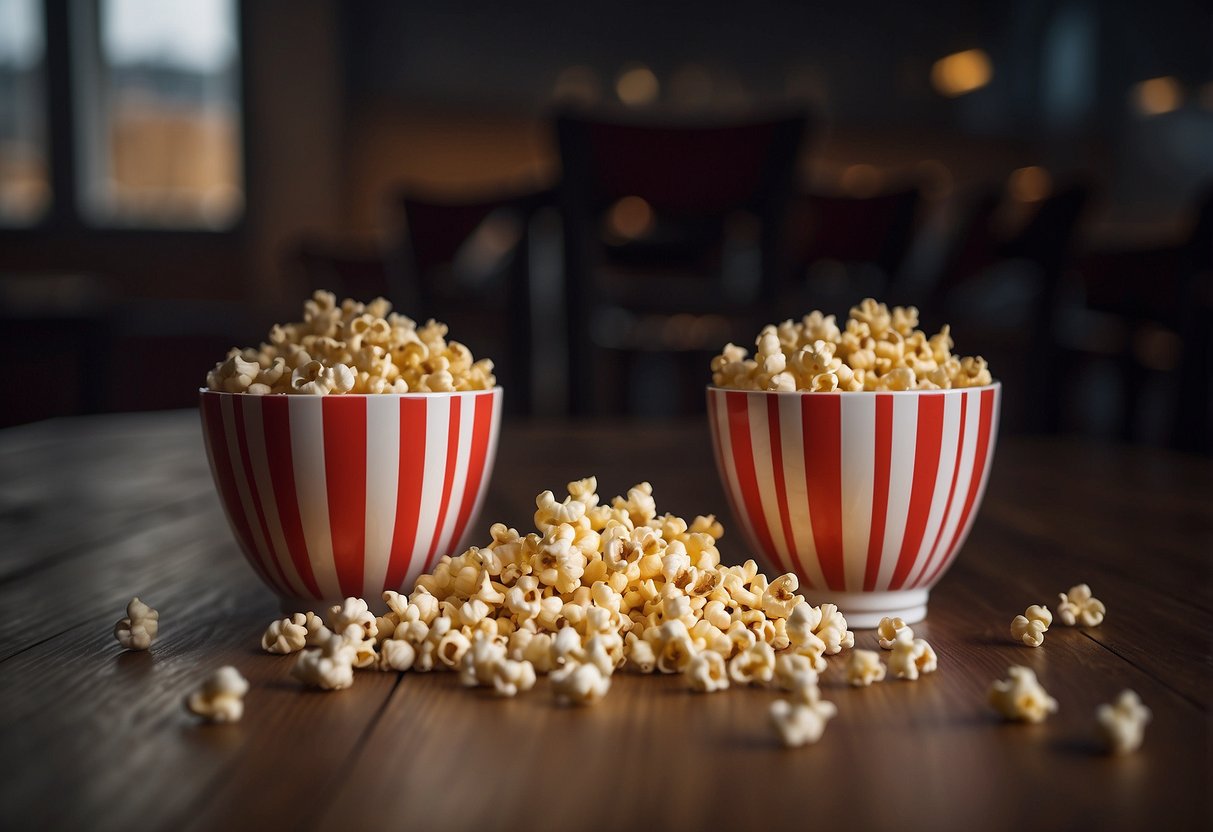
[711,298,993,392]
[205,291,496,395]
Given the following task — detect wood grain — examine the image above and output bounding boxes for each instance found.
[0,413,1209,831]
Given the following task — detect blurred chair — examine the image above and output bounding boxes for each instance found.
[391,187,549,415]
[555,111,809,416]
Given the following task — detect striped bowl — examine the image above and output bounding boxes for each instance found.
[200,388,502,605]
[708,383,1000,627]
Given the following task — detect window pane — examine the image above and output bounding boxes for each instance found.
[0,0,50,225]
[78,0,243,228]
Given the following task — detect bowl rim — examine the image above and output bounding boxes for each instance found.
[705,380,1000,397]
[199,385,503,398]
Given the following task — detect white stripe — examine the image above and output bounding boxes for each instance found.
[289,397,342,600]
[411,395,450,574]
[906,392,962,587]
[874,394,918,591]
[929,388,982,578]
[434,393,477,557]
[948,387,1000,561]
[243,396,307,597]
[452,390,503,554]
[747,394,792,575]
[839,394,876,592]
[779,393,828,591]
[363,396,401,597]
[712,391,763,563]
[221,396,280,592]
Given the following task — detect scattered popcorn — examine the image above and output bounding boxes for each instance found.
[205,291,496,395]
[876,616,911,650]
[378,639,417,672]
[774,653,819,692]
[686,650,729,693]
[1057,584,1106,627]
[551,660,612,706]
[292,635,357,691]
[712,299,993,392]
[988,666,1058,723]
[887,629,937,680]
[261,613,309,654]
[185,666,249,723]
[329,597,377,641]
[1010,604,1052,648]
[1095,690,1152,755]
[846,649,887,687]
[491,658,538,697]
[770,683,837,748]
[114,597,159,651]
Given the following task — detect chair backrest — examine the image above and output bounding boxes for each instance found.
[788,188,921,277]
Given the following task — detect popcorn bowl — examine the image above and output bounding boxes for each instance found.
[200,388,502,605]
[708,383,1000,627]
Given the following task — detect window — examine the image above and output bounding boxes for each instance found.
[0,0,50,225]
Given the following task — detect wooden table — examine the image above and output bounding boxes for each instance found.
[1,411,1210,831]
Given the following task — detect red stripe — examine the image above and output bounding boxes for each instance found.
[801,395,844,590]
[260,396,322,598]
[889,394,945,590]
[925,388,996,585]
[232,396,292,593]
[726,392,785,574]
[448,394,495,555]
[766,395,808,587]
[201,395,274,589]
[425,396,463,567]
[385,397,428,591]
[708,391,749,552]
[863,395,894,591]
[911,393,969,589]
[323,397,368,597]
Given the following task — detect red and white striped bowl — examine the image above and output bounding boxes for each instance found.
[708,383,1000,627]
[199,388,502,605]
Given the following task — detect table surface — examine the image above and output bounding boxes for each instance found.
[1,410,1210,832]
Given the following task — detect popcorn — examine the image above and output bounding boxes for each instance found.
[551,661,612,706]
[770,684,837,748]
[185,666,249,723]
[774,654,818,692]
[292,635,357,691]
[685,650,729,693]
[988,666,1058,723]
[1010,605,1053,648]
[728,642,776,686]
[261,613,309,654]
[114,597,159,651]
[846,649,887,687]
[887,629,937,680]
[876,616,911,650]
[378,639,417,672]
[712,299,993,392]
[1057,584,1106,627]
[205,291,496,395]
[491,659,537,697]
[329,597,377,641]
[1095,690,1152,755]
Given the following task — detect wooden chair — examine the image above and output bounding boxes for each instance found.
[555,111,809,415]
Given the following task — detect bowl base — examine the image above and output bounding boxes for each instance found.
[800,589,929,629]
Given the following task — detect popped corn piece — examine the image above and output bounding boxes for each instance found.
[887,629,937,680]
[846,649,887,687]
[624,635,657,673]
[378,638,417,672]
[293,635,357,691]
[460,631,508,688]
[261,613,309,654]
[769,688,837,748]
[338,623,379,669]
[728,641,776,686]
[185,666,249,723]
[876,616,911,650]
[329,597,377,640]
[1010,604,1053,648]
[551,660,612,706]
[1057,584,1106,627]
[774,653,819,692]
[114,597,159,651]
[491,659,537,697]
[988,666,1058,723]
[685,650,729,693]
[813,604,855,654]
[761,573,803,619]
[1095,690,1152,755]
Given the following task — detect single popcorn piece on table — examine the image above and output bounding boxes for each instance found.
[876,616,911,650]
[988,666,1058,723]
[686,650,729,693]
[185,666,249,723]
[1010,604,1053,648]
[770,681,838,748]
[728,641,776,686]
[1095,690,1152,755]
[551,660,612,706]
[1057,584,1106,627]
[114,597,159,651]
[774,653,818,692]
[292,635,357,691]
[887,628,937,680]
[846,649,887,687]
[261,613,309,654]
